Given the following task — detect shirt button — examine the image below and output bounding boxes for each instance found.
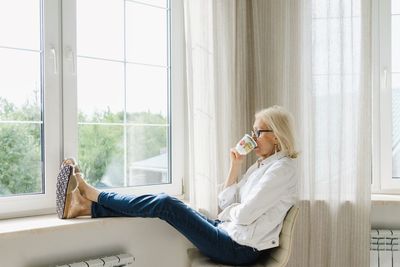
[272,240,276,244]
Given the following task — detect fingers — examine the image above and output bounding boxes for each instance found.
[230,148,244,161]
[230,148,239,158]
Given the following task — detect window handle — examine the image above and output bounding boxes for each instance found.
[50,47,58,74]
[382,69,388,91]
[66,47,76,75]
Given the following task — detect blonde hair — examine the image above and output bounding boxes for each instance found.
[255,105,299,158]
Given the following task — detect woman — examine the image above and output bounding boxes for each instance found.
[56,105,298,266]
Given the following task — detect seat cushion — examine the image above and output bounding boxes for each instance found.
[187,248,265,267]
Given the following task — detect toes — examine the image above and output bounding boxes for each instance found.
[61,158,82,174]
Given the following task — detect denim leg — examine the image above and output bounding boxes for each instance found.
[91,191,261,266]
[91,201,126,217]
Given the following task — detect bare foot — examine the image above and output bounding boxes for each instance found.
[61,158,101,203]
[75,172,101,203]
[61,158,81,173]
[65,187,93,218]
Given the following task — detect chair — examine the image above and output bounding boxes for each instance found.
[187,206,299,267]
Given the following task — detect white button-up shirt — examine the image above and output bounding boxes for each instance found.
[217,151,298,251]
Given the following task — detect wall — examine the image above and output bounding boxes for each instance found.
[0,217,194,267]
[371,204,400,229]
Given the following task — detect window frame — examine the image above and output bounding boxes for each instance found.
[0,0,63,219]
[62,0,185,196]
[0,0,185,219]
[372,0,400,193]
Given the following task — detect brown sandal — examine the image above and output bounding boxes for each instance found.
[56,165,78,219]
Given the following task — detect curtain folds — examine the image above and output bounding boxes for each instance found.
[183,0,371,266]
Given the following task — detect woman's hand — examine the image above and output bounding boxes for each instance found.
[230,148,244,167]
[223,148,244,189]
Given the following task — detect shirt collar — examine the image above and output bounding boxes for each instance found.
[256,150,287,168]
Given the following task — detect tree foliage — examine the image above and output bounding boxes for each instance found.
[0,98,41,195]
[0,97,167,195]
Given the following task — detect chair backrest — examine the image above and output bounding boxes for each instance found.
[257,205,300,267]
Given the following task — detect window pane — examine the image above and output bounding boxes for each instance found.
[0,123,42,196]
[0,0,43,197]
[127,125,169,186]
[126,2,168,66]
[393,0,400,15]
[126,64,168,121]
[0,0,40,50]
[78,124,124,188]
[77,58,125,122]
[393,6,400,179]
[133,0,167,8]
[0,48,41,121]
[77,0,124,60]
[76,0,170,189]
[393,74,400,178]
[392,15,400,72]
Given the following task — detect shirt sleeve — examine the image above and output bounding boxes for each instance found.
[217,161,295,225]
[217,162,258,212]
[217,182,238,210]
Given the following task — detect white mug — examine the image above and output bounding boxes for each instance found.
[235,134,257,155]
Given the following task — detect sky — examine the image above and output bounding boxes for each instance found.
[0,0,169,118]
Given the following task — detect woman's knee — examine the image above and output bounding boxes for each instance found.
[156,193,183,209]
[155,193,173,206]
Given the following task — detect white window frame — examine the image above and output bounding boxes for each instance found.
[0,0,185,219]
[62,0,185,197]
[372,0,400,193]
[0,0,63,219]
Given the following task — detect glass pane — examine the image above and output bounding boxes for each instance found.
[392,15,400,73]
[126,64,168,121]
[77,0,124,60]
[126,2,168,66]
[0,123,42,196]
[0,0,40,50]
[78,124,124,188]
[77,57,125,122]
[393,73,400,178]
[0,48,41,121]
[133,0,167,8]
[127,125,169,186]
[393,0,400,15]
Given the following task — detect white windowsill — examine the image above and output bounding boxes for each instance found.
[0,195,191,237]
[371,194,400,205]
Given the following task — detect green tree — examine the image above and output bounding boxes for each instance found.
[0,98,41,196]
[0,97,168,195]
[78,109,168,186]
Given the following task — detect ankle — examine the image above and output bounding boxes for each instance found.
[88,189,101,203]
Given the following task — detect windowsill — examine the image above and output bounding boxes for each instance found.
[0,195,191,237]
[371,194,400,205]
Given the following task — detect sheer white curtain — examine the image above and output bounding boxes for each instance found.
[183,0,254,217]
[183,0,371,266]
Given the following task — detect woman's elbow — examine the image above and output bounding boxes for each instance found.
[231,211,254,225]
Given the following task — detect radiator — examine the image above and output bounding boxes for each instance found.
[371,230,400,267]
[55,253,134,267]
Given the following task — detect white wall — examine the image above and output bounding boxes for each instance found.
[2,204,395,267]
[371,204,400,229]
[0,217,195,267]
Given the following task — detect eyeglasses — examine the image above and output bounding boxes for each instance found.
[251,129,273,139]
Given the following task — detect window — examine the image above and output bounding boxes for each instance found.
[372,0,400,192]
[0,0,185,219]
[311,0,361,199]
[0,0,61,218]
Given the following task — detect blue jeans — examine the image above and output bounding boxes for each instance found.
[91,192,264,266]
